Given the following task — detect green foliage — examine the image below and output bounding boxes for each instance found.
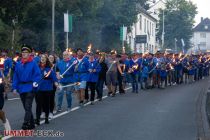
[157,0,197,51]
[0,0,147,54]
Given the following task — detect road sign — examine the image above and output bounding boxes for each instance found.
[135,35,147,43]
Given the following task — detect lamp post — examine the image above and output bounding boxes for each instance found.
[11,17,18,52]
[52,0,55,53]
[162,10,165,49]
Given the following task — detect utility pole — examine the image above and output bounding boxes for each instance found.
[52,0,55,52]
[162,10,165,49]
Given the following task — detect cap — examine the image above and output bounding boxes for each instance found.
[21,44,32,53]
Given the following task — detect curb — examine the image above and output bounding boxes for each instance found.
[197,87,210,140]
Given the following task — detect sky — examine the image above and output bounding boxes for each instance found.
[191,0,210,25]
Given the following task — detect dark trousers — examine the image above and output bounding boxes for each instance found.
[0,84,4,110]
[131,74,138,92]
[0,93,4,110]
[96,79,105,99]
[20,92,34,125]
[49,89,56,113]
[35,91,50,119]
[85,82,96,101]
[118,75,125,93]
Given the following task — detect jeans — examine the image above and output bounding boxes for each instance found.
[96,80,105,99]
[57,83,73,109]
[130,74,138,92]
[20,92,35,124]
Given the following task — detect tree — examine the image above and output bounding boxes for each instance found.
[0,0,149,54]
[157,0,197,51]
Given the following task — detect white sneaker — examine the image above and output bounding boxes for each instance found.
[49,113,53,119]
[40,112,45,119]
[4,119,11,131]
[66,108,71,112]
[53,110,57,114]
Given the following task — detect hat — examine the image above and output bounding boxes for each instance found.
[76,48,83,52]
[21,44,32,53]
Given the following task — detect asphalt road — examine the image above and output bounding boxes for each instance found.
[1,78,210,140]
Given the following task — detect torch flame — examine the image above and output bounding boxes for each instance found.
[132,64,138,70]
[178,52,182,59]
[87,44,92,53]
[66,48,73,55]
[0,58,5,65]
[13,56,19,62]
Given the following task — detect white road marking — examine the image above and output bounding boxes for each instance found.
[2,87,131,140]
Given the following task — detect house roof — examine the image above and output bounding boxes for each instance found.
[136,4,157,22]
[193,18,210,32]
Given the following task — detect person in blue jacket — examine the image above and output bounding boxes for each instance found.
[141,61,149,89]
[128,53,139,93]
[0,50,13,100]
[56,51,76,112]
[85,53,101,105]
[35,54,58,125]
[74,48,89,106]
[12,45,41,130]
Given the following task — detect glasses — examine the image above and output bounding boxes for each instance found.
[22,51,29,53]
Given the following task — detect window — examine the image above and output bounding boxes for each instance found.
[139,15,142,30]
[144,18,146,33]
[200,33,206,38]
[150,22,152,35]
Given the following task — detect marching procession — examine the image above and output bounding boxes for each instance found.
[0,44,210,131]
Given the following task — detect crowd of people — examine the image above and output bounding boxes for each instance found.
[0,44,210,131]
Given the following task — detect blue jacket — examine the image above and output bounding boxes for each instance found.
[34,56,41,64]
[38,67,57,91]
[12,60,41,94]
[87,60,101,82]
[73,57,89,82]
[57,57,76,84]
[129,59,139,74]
[0,57,13,78]
[142,66,149,78]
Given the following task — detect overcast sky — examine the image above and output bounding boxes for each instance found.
[191,0,210,25]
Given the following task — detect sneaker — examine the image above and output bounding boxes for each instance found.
[66,108,71,112]
[79,101,84,107]
[35,119,40,126]
[57,108,62,112]
[49,113,54,119]
[22,122,35,130]
[3,119,11,131]
[84,100,89,104]
[45,118,49,124]
[107,92,112,96]
[53,110,57,114]
[111,93,116,97]
[40,112,45,119]
[4,94,8,100]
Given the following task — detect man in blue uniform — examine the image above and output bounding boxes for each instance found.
[74,48,89,106]
[12,45,41,130]
[85,52,101,104]
[56,51,76,112]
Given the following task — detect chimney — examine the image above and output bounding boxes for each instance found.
[201,17,204,22]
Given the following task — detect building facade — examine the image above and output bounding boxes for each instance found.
[127,8,157,53]
[192,18,210,52]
